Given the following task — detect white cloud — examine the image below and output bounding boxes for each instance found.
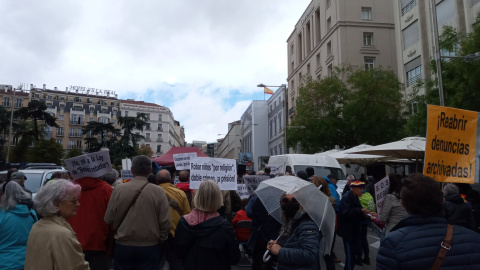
[0,0,311,142]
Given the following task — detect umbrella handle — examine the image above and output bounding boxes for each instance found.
[263,250,271,262]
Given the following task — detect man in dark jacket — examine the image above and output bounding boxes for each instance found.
[443,183,476,230]
[377,174,480,269]
[337,181,369,270]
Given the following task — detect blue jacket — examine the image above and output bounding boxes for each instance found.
[324,177,340,211]
[0,205,38,270]
[376,215,480,270]
[277,214,321,270]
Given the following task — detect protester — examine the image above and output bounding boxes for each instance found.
[25,179,89,270]
[100,170,118,187]
[176,170,192,206]
[337,181,370,270]
[266,193,321,270]
[324,174,340,211]
[356,186,376,266]
[0,181,38,270]
[296,170,309,181]
[443,183,476,230]
[264,166,273,178]
[285,166,294,176]
[7,171,32,197]
[377,174,480,269]
[232,198,252,241]
[157,169,191,270]
[104,155,170,270]
[342,175,356,195]
[365,176,376,200]
[378,174,407,234]
[246,192,282,270]
[456,183,480,232]
[175,180,240,269]
[68,173,113,270]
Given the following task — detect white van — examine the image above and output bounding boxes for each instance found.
[267,154,345,179]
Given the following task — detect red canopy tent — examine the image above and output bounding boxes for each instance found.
[152,147,209,166]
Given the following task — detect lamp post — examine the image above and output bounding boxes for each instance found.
[6,88,16,163]
[257,83,288,153]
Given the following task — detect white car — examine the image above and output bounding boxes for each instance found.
[0,169,65,197]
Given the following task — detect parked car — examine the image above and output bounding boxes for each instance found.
[0,169,65,197]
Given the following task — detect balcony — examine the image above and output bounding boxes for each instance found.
[401,0,417,16]
[69,132,83,137]
[56,132,64,137]
[70,120,84,125]
[145,138,151,142]
[157,127,163,131]
[288,106,296,116]
[156,138,163,142]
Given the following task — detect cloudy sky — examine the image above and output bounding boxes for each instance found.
[0,0,311,142]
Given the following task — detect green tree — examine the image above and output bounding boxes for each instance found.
[289,67,405,153]
[117,113,148,150]
[15,100,58,141]
[65,147,83,159]
[27,138,64,164]
[82,121,119,153]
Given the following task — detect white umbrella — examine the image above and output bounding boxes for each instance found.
[349,137,426,171]
[255,176,336,254]
[328,144,392,166]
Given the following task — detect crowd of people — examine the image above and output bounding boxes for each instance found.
[2,156,480,269]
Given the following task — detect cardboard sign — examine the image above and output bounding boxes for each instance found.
[121,170,133,183]
[375,176,390,215]
[424,105,479,183]
[237,184,250,199]
[122,158,132,170]
[243,175,271,195]
[65,150,112,180]
[266,164,283,175]
[190,157,237,190]
[173,152,198,170]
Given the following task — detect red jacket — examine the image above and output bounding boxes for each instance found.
[68,177,113,251]
[232,210,252,241]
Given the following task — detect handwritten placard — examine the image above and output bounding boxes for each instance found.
[121,170,133,183]
[237,184,250,199]
[173,152,198,170]
[243,175,271,195]
[190,157,237,190]
[375,176,390,215]
[65,150,112,180]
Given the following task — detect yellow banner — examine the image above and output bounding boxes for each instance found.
[424,105,478,183]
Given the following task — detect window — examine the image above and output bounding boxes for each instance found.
[306,22,312,53]
[299,72,302,83]
[316,53,321,67]
[328,65,333,76]
[290,43,294,55]
[402,20,419,50]
[473,0,480,6]
[297,33,303,62]
[307,64,311,75]
[68,140,74,149]
[125,111,129,117]
[327,17,332,30]
[70,128,75,136]
[15,99,22,108]
[405,57,422,86]
[269,121,273,138]
[56,139,62,145]
[156,145,162,153]
[146,123,151,130]
[89,117,93,122]
[326,0,331,8]
[77,129,83,137]
[158,114,162,121]
[57,127,64,136]
[76,140,82,148]
[99,117,108,124]
[364,58,375,70]
[146,113,150,120]
[47,95,52,99]
[363,33,373,46]
[157,134,163,142]
[327,41,332,55]
[315,8,321,43]
[157,124,163,131]
[436,0,456,31]
[59,104,65,110]
[401,0,417,16]
[146,133,150,141]
[89,107,94,113]
[362,7,372,20]
[3,97,10,107]
[291,61,294,71]
[59,115,64,120]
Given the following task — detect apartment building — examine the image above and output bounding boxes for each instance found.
[287,0,397,123]
[173,120,186,147]
[215,120,242,160]
[30,85,119,152]
[240,100,269,171]
[393,0,480,105]
[267,85,286,155]
[119,99,175,157]
[0,85,31,145]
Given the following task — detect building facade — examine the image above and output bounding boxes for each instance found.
[240,100,269,171]
[30,85,120,152]
[287,0,397,123]
[173,120,186,147]
[119,99,175,157]
[393,0,480,108]
[215,120,242,160]
[267,85,286,155]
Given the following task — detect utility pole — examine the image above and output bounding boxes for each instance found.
[6,88,16,163]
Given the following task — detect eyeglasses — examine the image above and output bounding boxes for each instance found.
[281,197,299,205]
[69,197,79,204]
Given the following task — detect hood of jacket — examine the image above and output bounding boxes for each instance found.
[74,177,106,191]
[391,214,445,232]
[180,215,226,238]
[176,182,191,192]
[3,204,32,218]
[323,176,337,188]
[445,194,465,204]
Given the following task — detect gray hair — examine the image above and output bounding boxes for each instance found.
[34,179,81,217]
[194,180,223,212]
[444,183,459,196]
[101,170,118,185]
[0,181,30,211]
[156,169,171,184]
[131,155,152,176]
[346,175,356,181]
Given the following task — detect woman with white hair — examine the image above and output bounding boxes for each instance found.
[24,179,90,270]
[0,181,37,270]
[175,180,240,269]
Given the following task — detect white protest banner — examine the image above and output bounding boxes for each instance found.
[65,150,112,180]
[122,158,132,170]
[190,157,237,190]
[375,176,390,215]
[266,164,283,175]
[237,184,250,199]
[173,176,180,186]
[173,152,198,170]
[121,170,133,183]
[244,175,271,195]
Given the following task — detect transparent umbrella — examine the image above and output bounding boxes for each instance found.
[255,176,336,254]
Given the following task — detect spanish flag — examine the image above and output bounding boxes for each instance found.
[264,87,274,95]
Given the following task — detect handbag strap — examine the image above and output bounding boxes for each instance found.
[165,193,183,216]
[114,182,149,232]
[431,224,453,270]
